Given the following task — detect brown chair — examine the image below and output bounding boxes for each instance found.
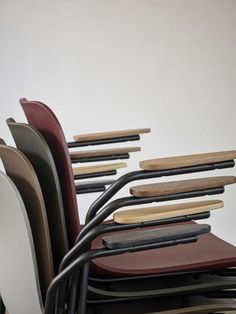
[0,140,54,300]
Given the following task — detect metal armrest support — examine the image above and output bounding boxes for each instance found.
[83,160,234,232]
[75,180,115,194]
[45,224,208,314]
[60,187,223,271]
[74,170,117,180]
[67,135,141,148]
[71,153,130,163]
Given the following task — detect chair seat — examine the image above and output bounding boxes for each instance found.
[91,222,236,277]
[130,176,236,197]
[140,150,236,170]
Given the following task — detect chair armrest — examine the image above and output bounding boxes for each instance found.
[73,162,127,176]
[130,176,236,197]
[140,151,236,170]
[73,128,151,142]
[70,147,140,158]
[113,200,223,224]
[76,180,115,189]
[103,223,210,249]
[75,180,115,194]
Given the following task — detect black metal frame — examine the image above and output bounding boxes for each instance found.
[72,160,234,314]
[71,154,130,164]
[76,187,106,194]
[75,180,115,194]
[71,189,222,270]
[74,170,117,180]
[61,188,223,314]
[67,135,140,148]
[82,160,235,235]
[45,234,201,314]
[46,159,235,313]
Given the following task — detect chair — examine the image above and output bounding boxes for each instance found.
[15,101,235,312]
[8,119,234,310]
[0,170,43,314]
[4,98,236,312]
[1,170,230,314]
[0,140,54,299]
[7,120,233,289]
[18,99,236,279]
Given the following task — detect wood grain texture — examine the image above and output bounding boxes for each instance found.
[70,147,140,158]
[103,224,210,249]
[113,200,223,224]
[130,176,236,197]
[73,128,151,142]
[140,150,236,170]
[73,162,127,175]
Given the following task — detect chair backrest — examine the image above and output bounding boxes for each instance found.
[0,141,54,299]
[0,171,43,314]
[20,98,80,246]
[7,118,69,272]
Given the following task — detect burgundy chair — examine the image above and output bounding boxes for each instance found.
[19,98,236,279]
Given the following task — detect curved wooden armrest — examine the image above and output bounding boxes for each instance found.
[130,176,236,197]
[113,200,223,224]
[73,162,127,176]
[70,147,140,158]
[140,150,236,171]
[73,128,151,142]
[103,223,210,249]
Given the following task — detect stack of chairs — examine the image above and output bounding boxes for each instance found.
[0,98,236,313]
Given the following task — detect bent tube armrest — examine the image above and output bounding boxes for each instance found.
[103,223,210,249]
[113,200,223,224]
[73,162,127,176]
[75,180,115,194]
[76,186,106,194]
[84,160,234,225]
[75,180,115,189]
[47,224,206,314]
[73,128,151,142]
[130,176,236,198]
[140,150,236,171]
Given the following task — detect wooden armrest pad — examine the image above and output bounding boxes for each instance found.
[103,224,210,249]
[73,128,151,142]
[130,176,236,197]
[113,200,223,224]
[70,147,140,158]
[140,150,236,171]
[73,162,127,176]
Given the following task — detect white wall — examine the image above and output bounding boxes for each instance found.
[0,0,236,243]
